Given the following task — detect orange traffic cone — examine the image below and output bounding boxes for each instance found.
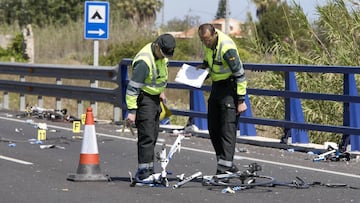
[67,107,109,182]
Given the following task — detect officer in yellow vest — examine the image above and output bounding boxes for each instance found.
[126,34,176,183]
[198,23,247,174]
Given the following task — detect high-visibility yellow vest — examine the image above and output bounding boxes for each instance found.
[132,43,168,95]
[203,29,247,96]
[203,29,238,82]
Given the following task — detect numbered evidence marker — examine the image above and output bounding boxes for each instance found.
[37,129,46,141]
[81,114,86,125]
[73,120,81,133]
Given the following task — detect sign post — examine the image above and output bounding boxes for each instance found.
[84,1,110,117]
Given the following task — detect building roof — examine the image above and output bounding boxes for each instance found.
[166,18,243,39]
[211,18,242,37]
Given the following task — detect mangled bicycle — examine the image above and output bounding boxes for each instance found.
[129,134,275,189]
[129,134,186,187]
[129,134,358,192]
[201,163,274,189]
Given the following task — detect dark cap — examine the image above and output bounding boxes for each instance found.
[156,34,176,57]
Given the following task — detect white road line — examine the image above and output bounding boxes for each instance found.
[99,132,360,179]
[0,155,33,165]
[172,145,360,179]
[233,155,360,179]
[1,116,359,179]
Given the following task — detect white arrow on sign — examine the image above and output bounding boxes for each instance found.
[87,28,105,36]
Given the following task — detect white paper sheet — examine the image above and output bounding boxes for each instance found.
[174,64,209,88]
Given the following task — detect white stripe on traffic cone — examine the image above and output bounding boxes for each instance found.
[67,107,109,182]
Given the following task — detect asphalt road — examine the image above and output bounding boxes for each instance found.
[0,110,359,203]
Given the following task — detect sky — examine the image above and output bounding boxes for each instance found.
[155,0,329,26]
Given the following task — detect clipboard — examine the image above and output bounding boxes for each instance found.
[175,63,208,88]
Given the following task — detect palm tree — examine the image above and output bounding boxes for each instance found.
[114,0,162,25]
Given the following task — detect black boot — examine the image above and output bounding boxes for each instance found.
[216,164,239,175]
[134,167,155,183]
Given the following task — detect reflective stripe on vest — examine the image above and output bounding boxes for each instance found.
[204,30,237,81]
[214,39,232,74]
[132,44,167,95]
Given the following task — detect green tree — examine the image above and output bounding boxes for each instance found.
[215,0,227,19]
[248,0,360,144]
[267,0,360,66]
[0,0,84,28]
[253,0,291,48]
[252,0,281,16]
[113,0,162,25]
[0,33,28,62]
[0,0,24,25]
[164,15,200,32]
[0,0,163,28]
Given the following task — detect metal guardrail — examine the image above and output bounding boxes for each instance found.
[119,59,360,151]
[0,62,122,121]
[0,60,359,150]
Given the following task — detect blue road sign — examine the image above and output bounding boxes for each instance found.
[84,1,109,40]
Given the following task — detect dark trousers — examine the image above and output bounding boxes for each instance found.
[208,78,239,164]
[135,92,161,164]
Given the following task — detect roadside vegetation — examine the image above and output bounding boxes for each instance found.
[0,0,359,144]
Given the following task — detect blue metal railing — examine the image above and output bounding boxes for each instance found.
[0,60,358,151]
[119,59,360,151]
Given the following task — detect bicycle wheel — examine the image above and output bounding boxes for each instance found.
[203,174,275,188]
